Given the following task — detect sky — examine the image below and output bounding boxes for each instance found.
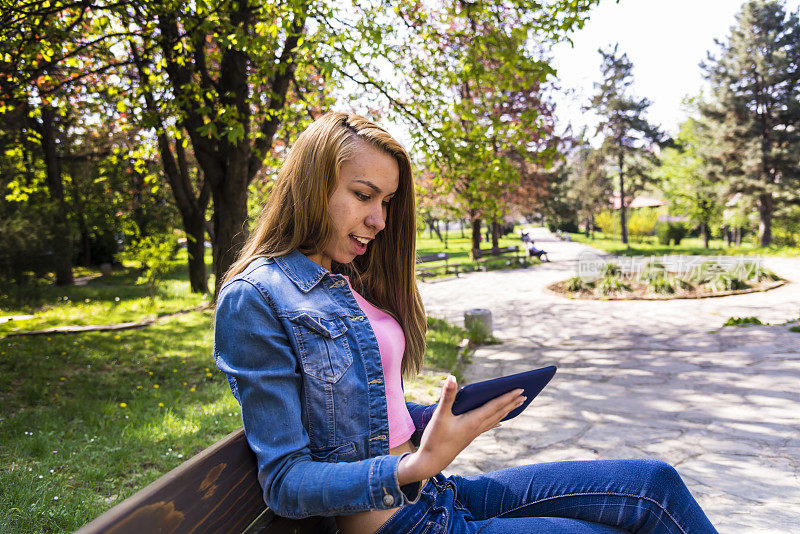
[550,0,800,141]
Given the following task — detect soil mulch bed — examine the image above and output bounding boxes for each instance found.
[547,279,787,301]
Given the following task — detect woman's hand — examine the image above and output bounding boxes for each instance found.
[397,375,525,485]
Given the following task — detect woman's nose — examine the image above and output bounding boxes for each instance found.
[365,204,386,232]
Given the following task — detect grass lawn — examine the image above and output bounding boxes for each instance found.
[0,252,467,533]
[569,232,799,258]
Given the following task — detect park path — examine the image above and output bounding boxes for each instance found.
[420,227,800,533]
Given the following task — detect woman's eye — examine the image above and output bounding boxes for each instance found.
[355,192,369,201]
[382,199,391,207]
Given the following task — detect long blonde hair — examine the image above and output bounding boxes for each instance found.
[223,112,427,376]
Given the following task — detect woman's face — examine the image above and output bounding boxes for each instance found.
[307,141,399,270]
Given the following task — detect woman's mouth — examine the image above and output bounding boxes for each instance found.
[349,234,371,255]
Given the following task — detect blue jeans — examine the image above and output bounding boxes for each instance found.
[374,459,718,533]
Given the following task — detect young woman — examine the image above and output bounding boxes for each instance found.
[214,112,718,533]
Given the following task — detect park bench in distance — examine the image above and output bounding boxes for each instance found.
[76,427,337,534]
[472,246,522,270]
[416,252,458,280]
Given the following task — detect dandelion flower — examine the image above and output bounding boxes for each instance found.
[120,402,127,407]
[158,402,164,407]
[190,387,195,392]
[136,385,142,389]
[153,384,159,389]
[205,372,212,378]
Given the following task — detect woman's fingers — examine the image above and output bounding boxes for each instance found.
[436,375,459,411]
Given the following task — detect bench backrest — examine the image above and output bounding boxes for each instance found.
[416,252,449,263]
[76,427,334,534]
[472,245,518,259]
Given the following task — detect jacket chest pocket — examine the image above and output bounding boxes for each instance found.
[289,313,353,383]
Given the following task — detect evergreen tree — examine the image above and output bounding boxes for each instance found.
[701,0,800,246]
[589,44,661,245]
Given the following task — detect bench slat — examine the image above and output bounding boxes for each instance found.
[77,427,267,534]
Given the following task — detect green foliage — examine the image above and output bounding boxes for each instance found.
[709,271,749,292]
[730,261,780,282]
[790,325,800,333]
[119,235,179,298]
[591,44,661,244]
[597,274,631,296]
[424,316,469,378]
[595,210,618,236]
[655,220,688,245]
[627,208,659,240]
[601,262,621,277]
[637,260,667,283]
[686,260,724,284]
[723,316,763,327]
[701,1,800,246]
[647,275,675,294]
[654,115,723,240]
[566,276,594,292]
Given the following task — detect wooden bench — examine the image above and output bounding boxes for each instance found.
[416,252,458,279]
[76,427,338,534]
[472,246,522,270]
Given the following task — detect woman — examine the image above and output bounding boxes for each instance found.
[214,112,718,533]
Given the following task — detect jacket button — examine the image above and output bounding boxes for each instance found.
[382,494,394,506]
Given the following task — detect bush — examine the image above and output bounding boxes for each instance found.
[566,276,594,292]
[723,316,763,327]
[628,209,659,241]
[595,210,618,236]
[655,220,688,245]
[638,260,667,282]
[601,262,621,277]
[648,276,675,294]
[686,260,724,284]
[709,271,749,292]
[597,274,631,295]
[119,234,179,297]
[730,261,780,282]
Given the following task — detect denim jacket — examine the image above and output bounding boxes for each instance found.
[214,250,437,518]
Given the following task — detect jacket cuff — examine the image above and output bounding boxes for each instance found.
[368,453,422,509]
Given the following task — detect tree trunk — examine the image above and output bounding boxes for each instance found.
[470,210,482,258]
[133,42,209,294]
[38,106,73,285]
[618,152,628,245]
[491,220,500,249]
[757,193,773,247]
[443,220,449,249]
[211,167,250,296]
[701,223,709,249]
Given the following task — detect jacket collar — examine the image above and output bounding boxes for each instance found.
[273,249,334,293]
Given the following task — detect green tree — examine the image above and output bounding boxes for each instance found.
[565,131,613,236]
[701,0,800,246]
[590,44,661,245]
[656,115,723,248]
[394,0,602,254]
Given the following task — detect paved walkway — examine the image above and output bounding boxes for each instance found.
[421,227,800,533]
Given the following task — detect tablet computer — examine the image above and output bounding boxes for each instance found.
[451,365,556,421]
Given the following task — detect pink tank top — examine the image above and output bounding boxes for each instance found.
[346,278,415,448]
